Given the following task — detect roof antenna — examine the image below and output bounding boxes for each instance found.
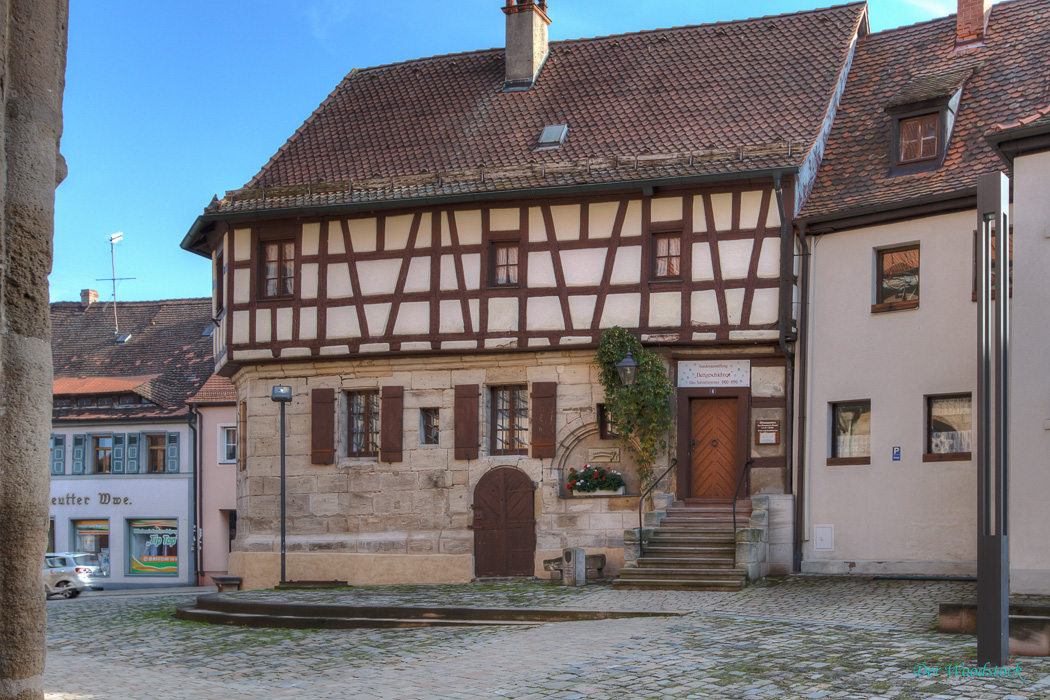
[96,232,135,337]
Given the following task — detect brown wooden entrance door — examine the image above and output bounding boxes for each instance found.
[689,398,739,499]
[472,468,536,577]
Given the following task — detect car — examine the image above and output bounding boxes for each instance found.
[43,553,94,599]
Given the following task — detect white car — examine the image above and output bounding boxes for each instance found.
[43,553,93,599]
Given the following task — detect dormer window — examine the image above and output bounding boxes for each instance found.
[898,114,939,163]
[885,65,976,176]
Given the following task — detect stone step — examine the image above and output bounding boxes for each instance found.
[649,534,736,546]
[612,578,745,592]
[656,521,737,530]
[642,545,736,557]
[635,557,737,568]
[618,567,745,581]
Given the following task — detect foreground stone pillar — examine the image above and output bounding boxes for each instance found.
[0,1,68,698]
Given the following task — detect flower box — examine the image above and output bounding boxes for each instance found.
[570,486,626,497]
[566,464,626,497]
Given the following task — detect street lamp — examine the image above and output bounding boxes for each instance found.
[270,385,292,584]
[616,349,638,387]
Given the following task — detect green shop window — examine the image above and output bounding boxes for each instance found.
[128,519,178,576]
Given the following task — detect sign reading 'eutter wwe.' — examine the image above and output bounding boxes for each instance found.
[677,360,751,388]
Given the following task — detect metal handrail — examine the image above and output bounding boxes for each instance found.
[732,459,756,531]
[637,458,677,554]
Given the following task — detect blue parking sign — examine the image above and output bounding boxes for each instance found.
[892,446,901,461]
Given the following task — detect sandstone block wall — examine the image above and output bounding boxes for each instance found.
[229,349,666,587]
[0,1,69,698]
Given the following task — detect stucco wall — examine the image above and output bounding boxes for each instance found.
[1008,149,1050,594]
[198,404,237,578]
[802,210,980,574]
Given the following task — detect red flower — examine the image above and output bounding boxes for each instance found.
[568,481,576,488]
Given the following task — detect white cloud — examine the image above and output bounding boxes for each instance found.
[305,0,357,41]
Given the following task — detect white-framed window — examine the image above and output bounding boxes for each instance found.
[218,424,237,463]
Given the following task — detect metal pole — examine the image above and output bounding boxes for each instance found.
[976,171,1010,666]
[111,239,119,334]
[280,400,287,585]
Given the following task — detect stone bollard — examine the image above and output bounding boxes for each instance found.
[562,547,586,586]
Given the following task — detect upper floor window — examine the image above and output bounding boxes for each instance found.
[491,241,519,287]
[652,232,682,280]
[925,394,972,461]
[828,400,871,465]
[220,426,237,462]
[94,436,113,474]
[262,239,295,298]
[898,113,939,164]
[146,435,166,474]
[873,244,919,312]
[491,386,528,456]
[347,390,379,458]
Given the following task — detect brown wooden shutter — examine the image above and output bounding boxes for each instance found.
[311,388,336,465]
[454,384,480,460]
[531,382,557,459]
[237,401,247,471]
[380,385,404,463]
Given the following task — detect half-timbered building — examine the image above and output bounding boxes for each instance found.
[183,1,868,588]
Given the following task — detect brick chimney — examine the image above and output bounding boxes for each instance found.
[80,288,98,309]
[502,0,550,91]
[957,0,993,46]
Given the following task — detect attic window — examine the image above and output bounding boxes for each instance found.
[536,125,567,150]
[115,333,132,345]
[202,325,214,337]
[899,114,939,163]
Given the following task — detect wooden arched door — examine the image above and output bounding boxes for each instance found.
[472,468,536,577]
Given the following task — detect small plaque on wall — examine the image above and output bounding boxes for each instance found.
[755,420,781,445]
[588,448,620,463]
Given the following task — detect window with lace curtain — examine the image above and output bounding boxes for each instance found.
[651,232,681,280]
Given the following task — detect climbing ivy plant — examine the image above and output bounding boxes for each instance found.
[593,327,673,491]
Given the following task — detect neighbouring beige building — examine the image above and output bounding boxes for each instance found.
[796,0,1050,593]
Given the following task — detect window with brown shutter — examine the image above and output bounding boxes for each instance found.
[237,401,247,471]
[454,385,480,460]
[311,388,336,465]
[491,385,529,456]
[530,382,557,458]
[380,386,404,463]
[347,390,379,458]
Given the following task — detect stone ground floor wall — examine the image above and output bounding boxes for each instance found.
[229,346,787,588]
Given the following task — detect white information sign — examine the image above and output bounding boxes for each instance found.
[677,360,751,388]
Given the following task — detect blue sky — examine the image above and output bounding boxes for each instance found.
[52,0,966,303]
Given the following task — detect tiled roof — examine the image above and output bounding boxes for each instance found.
[206,3,866,215]
[51,298,215,421]
[188,374,237,404]
[991,102,1050,133]
[53,375,160,396]
[801,0,1050,223]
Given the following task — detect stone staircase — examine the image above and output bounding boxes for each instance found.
[615,499,750,591]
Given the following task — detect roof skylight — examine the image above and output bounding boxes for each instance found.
[536,124,568,150]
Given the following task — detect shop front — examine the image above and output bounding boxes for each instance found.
[48,476,193,589]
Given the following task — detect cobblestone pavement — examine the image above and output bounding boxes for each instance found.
[45,576,1050,699]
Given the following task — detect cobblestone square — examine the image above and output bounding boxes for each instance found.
[44,576,1050,699]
